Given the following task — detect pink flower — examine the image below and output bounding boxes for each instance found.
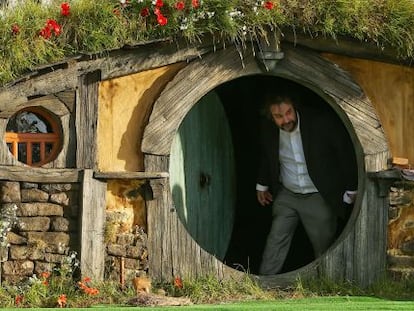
[264,1,274,10]
[175,1,185,10]
[60,2,70,16]
[140,7,150,17]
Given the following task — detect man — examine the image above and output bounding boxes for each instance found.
[257,93,357,275]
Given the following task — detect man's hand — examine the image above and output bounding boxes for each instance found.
[343,190,357,204]
[257,190,273,206]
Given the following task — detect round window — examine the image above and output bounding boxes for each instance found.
[5,107,62,166]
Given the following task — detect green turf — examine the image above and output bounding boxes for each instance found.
[8,297,414,311]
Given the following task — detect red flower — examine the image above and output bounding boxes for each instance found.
[15,295,23,306]
[175,1,185,10]
[157,14,168,26]
[155,0,164,8]
[191,0,199,8]
[83,277,91,283]
[174,276,183,289]
[41,271,51,279]
[57,294,67,308]
[264,1,274,9]
[60,2,70,16]
[47,19,61,36]
[39,26,52,39]
[11,24,20,35]
[140,7,150,17]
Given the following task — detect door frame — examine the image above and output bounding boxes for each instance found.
[142,44,389,287]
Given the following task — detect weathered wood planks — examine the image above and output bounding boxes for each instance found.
[79,169,106,281]
[0,165,80,183]
[143,44,389,288]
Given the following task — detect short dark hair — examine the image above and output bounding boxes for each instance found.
[262,93,297,119]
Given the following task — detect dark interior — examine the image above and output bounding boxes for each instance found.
[215,75,355,274]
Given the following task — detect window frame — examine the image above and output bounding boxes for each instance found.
[5,106,62,167]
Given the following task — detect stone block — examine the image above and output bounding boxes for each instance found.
[50,217,70,232]
[401,239,414,255]
[2,274,27,284]
[34,261,55,275]
[44,253,66,263]
[50,192,70,206]
[21,182,39,189]
[0,181,21,203]
[0,246,8,261]
[2,260,34,276]
[17,217,50,231]
[40,184,73,194]
[18,203,64,217]
[21,188,49,203]
[126,245,143,259]
[116,234,135,246]
[10,245,45,261]
[7,232,27,245]
[107,244,127,257]
[23,232,70,252]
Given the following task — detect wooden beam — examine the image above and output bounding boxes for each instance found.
[281,31,412,67]
[94,171,169,180]
[0,165,80,183]
[80,169,106,281]
[76,71,101,169]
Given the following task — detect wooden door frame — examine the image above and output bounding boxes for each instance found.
[142,44,389,287]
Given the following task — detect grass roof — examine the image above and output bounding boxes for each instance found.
[1,0,414,86]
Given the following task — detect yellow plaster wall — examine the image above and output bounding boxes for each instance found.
[97,63,185,172]
[323,54,414,164]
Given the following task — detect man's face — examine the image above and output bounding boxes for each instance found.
[269,102,297,132]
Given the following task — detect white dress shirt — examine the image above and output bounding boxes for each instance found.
[256,114,317,194]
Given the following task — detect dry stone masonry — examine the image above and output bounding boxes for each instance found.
[0,179,149,286]
[388,181,414,279]
[0,181,79,284]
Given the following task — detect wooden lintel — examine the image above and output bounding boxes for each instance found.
[93,171,169,180]
[0,165,81,183]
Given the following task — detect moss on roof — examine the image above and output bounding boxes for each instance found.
[1,0,414,86]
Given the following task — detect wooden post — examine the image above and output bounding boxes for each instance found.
[76,70,101,169]
[80,169,106,281]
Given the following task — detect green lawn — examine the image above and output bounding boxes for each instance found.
[9,297,414,311]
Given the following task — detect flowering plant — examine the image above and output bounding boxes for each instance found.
[0,0,414,87]
[0,204,18,261]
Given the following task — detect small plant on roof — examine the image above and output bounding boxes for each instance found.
[0,0,414,86]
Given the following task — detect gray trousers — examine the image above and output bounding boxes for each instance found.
[259,187,337,275]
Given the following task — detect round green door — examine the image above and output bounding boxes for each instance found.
[169,90,235,261]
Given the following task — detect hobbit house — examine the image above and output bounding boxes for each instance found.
[0,8,414,287]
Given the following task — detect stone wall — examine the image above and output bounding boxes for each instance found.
[388,181,414,279]
[0,178,149,286]
[105,225,148,285]
[0,181,79,284]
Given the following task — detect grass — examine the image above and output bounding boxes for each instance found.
[1,0,414,86]
[2,272,414,309]
[2,297,414,310]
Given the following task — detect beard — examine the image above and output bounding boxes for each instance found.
[280,120,297,132]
